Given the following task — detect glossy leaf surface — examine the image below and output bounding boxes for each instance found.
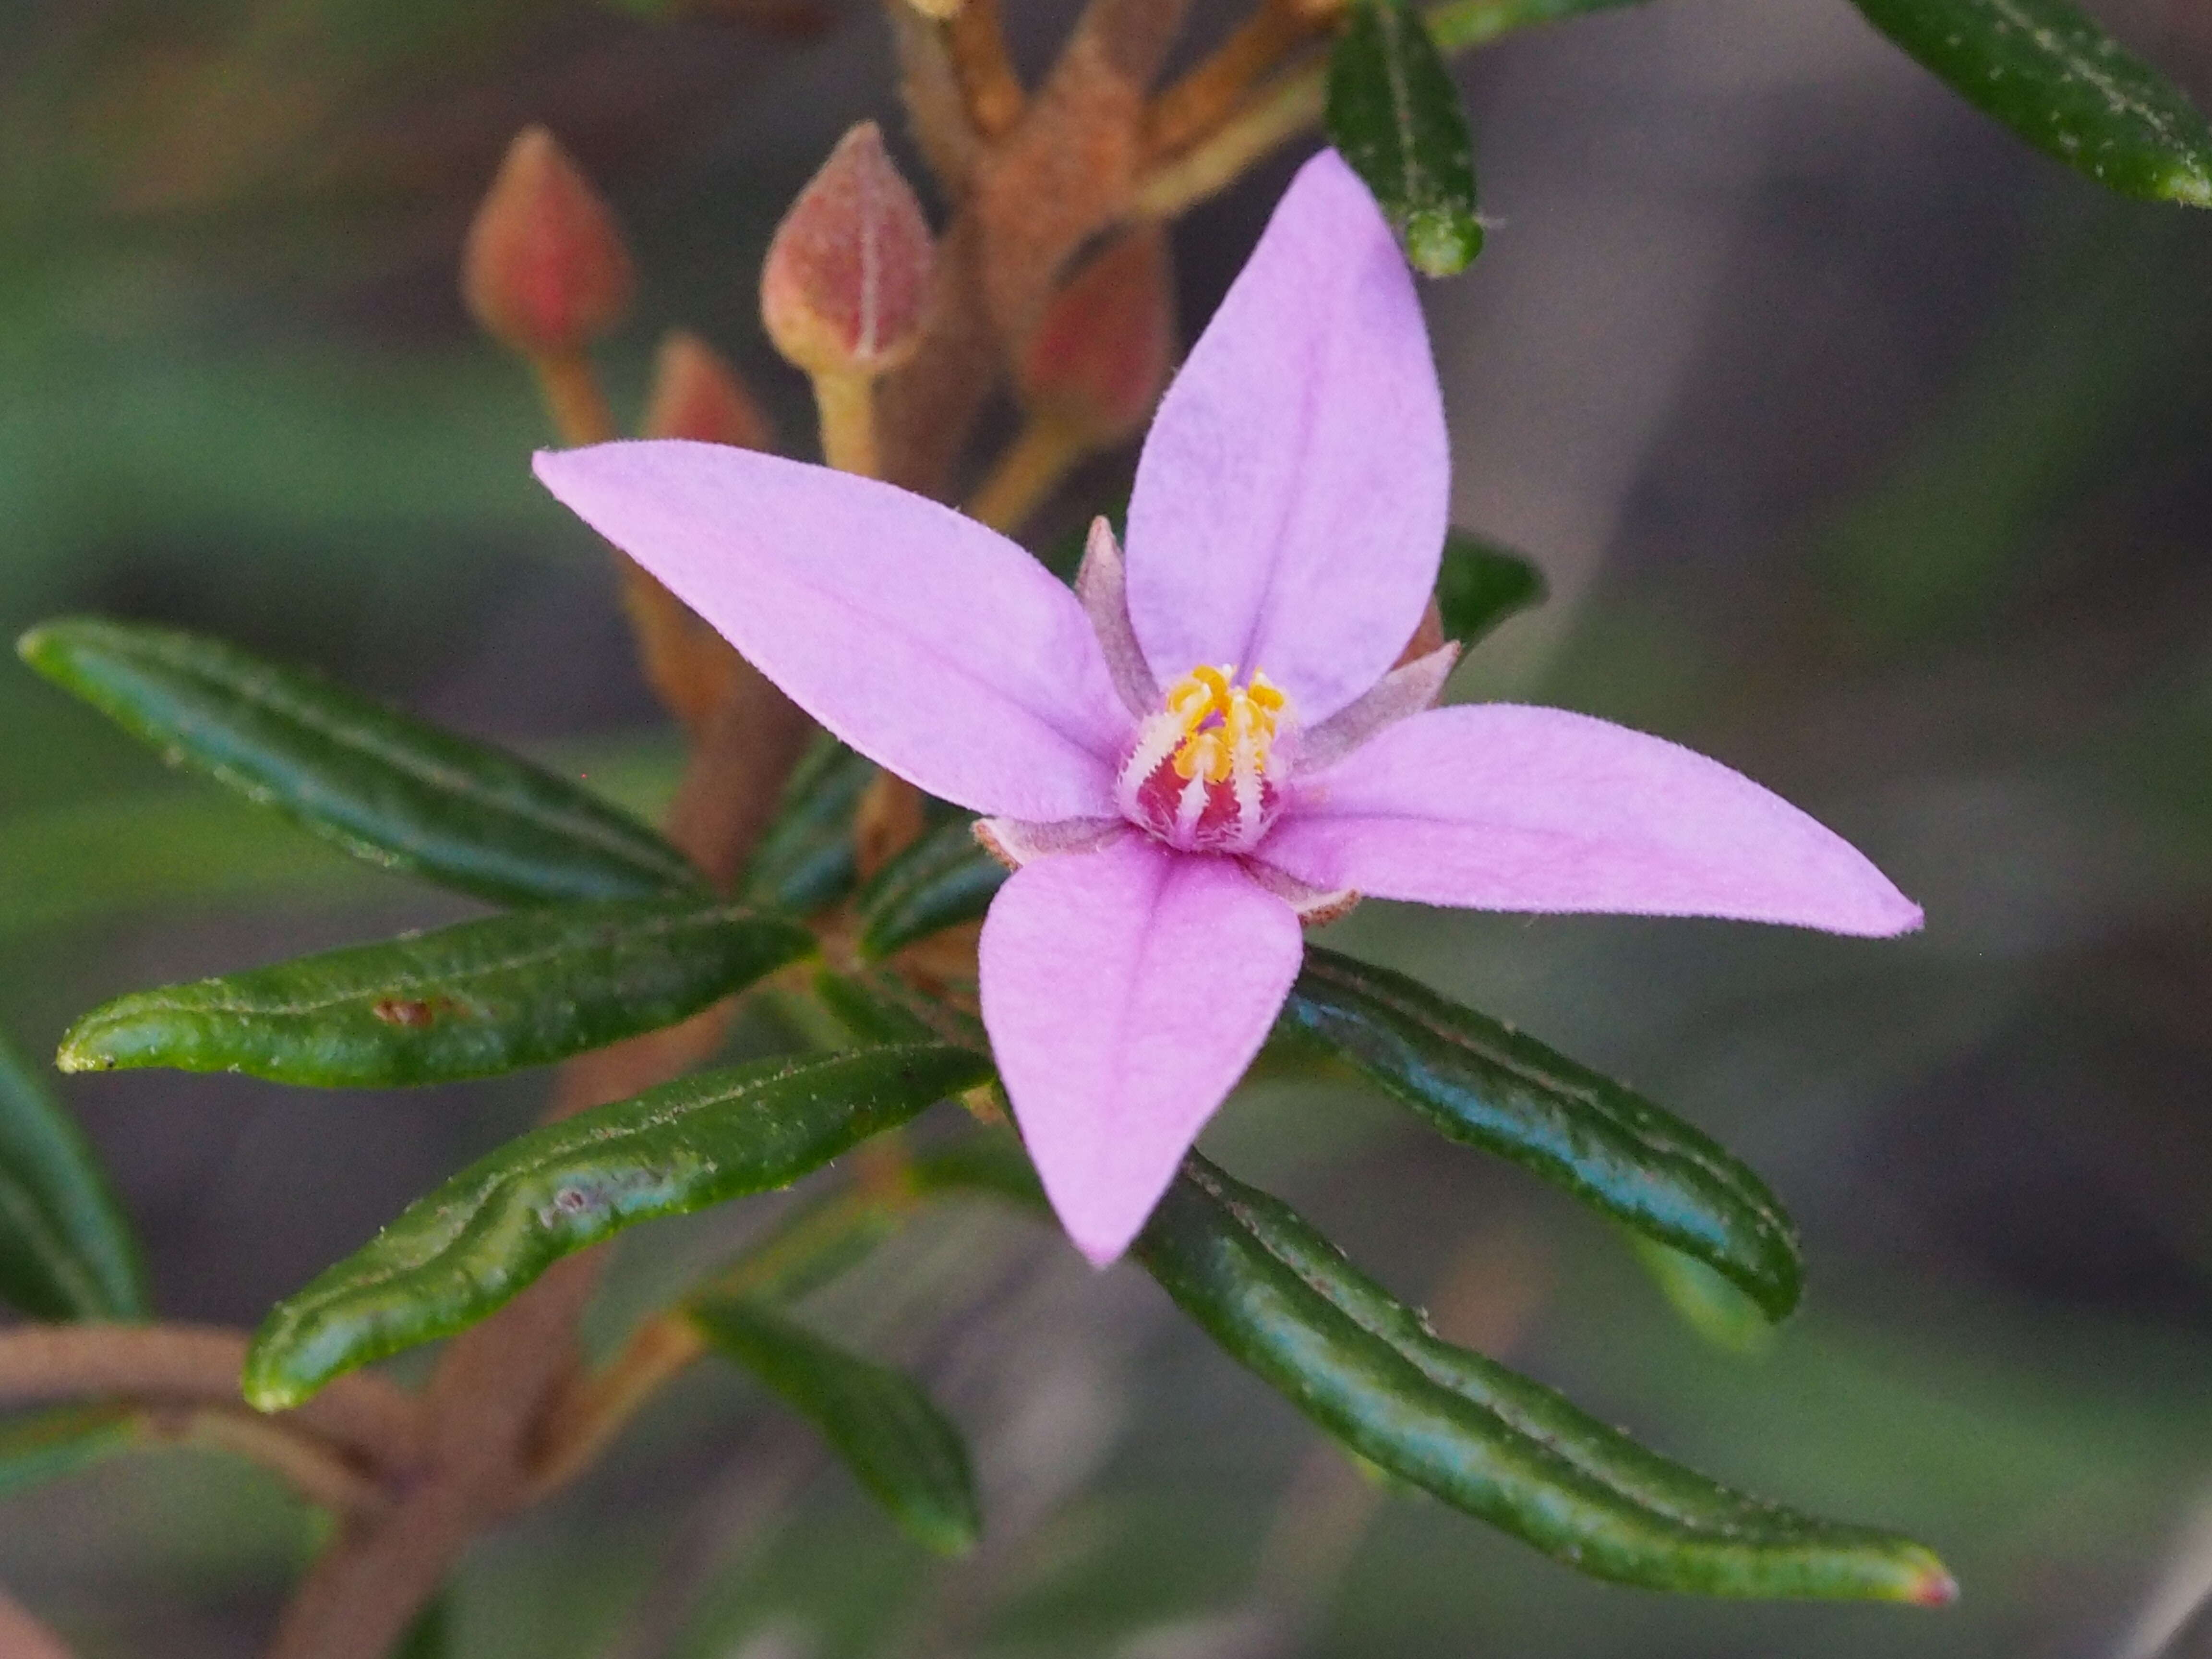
[18,617,702,906]
[1138,1156,1954,1600]
[60,898,810,1088]
[1326,0,1482,274]
[244,1044,991,1408]
[854,819,1007,961]
[742,735,876,914]
[0,1033,147,1321]
[691,1297,981,1554]
[1279,949,1801,1320]
[1436,530,1546,648]
[811,969,989,1053]
[1848,0,2212,204]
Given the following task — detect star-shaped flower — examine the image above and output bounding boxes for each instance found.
[536,150,1920,1267]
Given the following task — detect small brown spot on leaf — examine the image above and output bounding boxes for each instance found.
[372,997,454,1028]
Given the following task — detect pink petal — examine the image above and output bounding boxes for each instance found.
[1123,150,1447,725]
[978,838,1304,1265]
[1262,705,1923,936]
[535,440,1130,820]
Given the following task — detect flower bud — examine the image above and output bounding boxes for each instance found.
[643,330,773,450]
[1015,227,1174,447]
[760,123,935,378]
[463,126,636,360]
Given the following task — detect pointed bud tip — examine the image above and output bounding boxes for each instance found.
[1017,227,1175,446]
[463,125,635,359]
[761,121,935,378]
[643,331,772,449]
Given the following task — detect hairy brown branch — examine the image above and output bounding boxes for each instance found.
[947,0,1027,138]
[1143,0,1316,163]
[878,0,1193,493]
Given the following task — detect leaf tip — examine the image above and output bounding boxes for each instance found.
[1404,207,1482,276]
[239,1346,314,1415]
[1905,1558,1960,1608]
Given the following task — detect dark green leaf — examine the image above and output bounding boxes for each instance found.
[1436,530,1546,649]
[691,1297,981,1555]
[0,1031,147,1321]
[1279,949,1802,1320]
[1848,0,2212,205]
[742,736,876,915]
[1422,0,1650,52]
[0,1404,143,1501]
[854,820,1008,961]
[1138,1156,1955,1601]
[1327,0,1482,275]
[693,1125,1045,1307]
[244,1044,992,1409]
[811,969,989,1053]
[1630,1234,1776,1356]
[58,898,811,1089]
[17,618,703,907]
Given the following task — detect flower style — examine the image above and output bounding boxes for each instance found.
[535,150,1921,1267]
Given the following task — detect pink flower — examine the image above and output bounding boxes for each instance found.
[535,150,1921,1267]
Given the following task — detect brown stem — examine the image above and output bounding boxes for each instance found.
[947,0,1027,138]
[811,368,882,478]
[0,1323,424,1479]
[890,1,987,194]
[525,1313,706,1503]
[531,351,619,446]
[0,1586,75,1659]
[1143,0,1313,163]
[264,670,812,1659]
[152,1406,391,1517]
[963,412,1087,536]
[1131,63,1324,218]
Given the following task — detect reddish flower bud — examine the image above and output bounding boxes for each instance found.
[760,123,935,378]
[463,126,635,360]
[642,330,773,450]
[1016,227,1174,447]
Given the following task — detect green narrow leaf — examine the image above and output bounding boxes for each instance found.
[0,1032,147,1321]
[1848,0,2212,205]
[17,617,703,907]
[1436,530,1546,648]
[742,736,876,915]
[811,969,989,1053]
[244,1044,992,1409]
[58,898,812,1089]
[0,1404,144,1501]
[690,1297,981,1555]
[1630,1234,1776,1356]
[691,1123,1044,1310]
[854,820,1008,961]
[1421,0,1651,54]
[1138,1156,1955,1602]
[1326,0,1483,275]
[1280,949,1802,1320]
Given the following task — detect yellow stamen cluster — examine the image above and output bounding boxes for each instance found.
[1164,666,1287,784]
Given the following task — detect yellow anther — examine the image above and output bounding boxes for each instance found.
[1156,667,1287,785]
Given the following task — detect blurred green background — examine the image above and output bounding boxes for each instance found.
[3,0,2212,1653]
